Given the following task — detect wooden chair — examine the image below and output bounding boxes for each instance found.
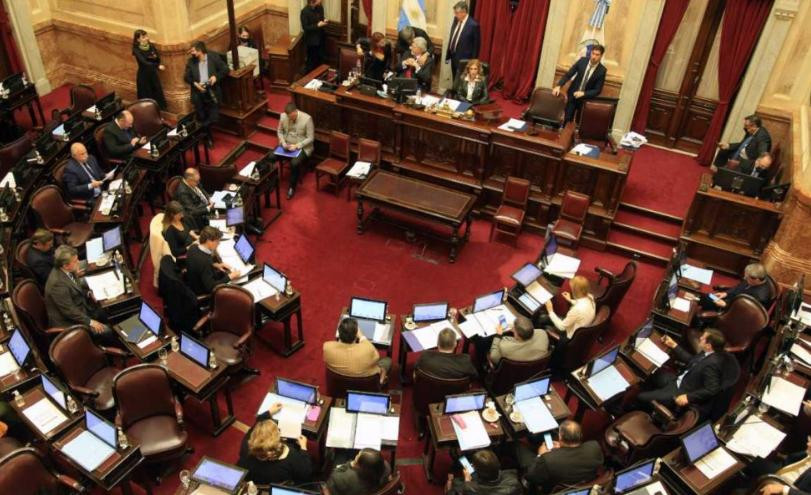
[127,98,167,138]
[604,404,699,465]
[687,294,768,359]
[521,87,566,128]
[325,367,381,398]
[198,163,236,192]
[412,368,471,437]
[315,131,351,195]
[165,175,182,205]
[11,279,67,366]
[549,305,610,373]
[193,285,258,376]
[12,239,35,283]
[93,124,126,172]
[0,447,85,495]
[486,353,551,396]
[590,261,637,317]
[490,176,530,244]
[551,190,590,248]
[548,467,614,494]
[29,185,92,248]
[347,138,382,201]
[0,134,32,177]
[576,99,617,152]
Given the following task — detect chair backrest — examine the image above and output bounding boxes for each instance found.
[14,239,31,270]
[358,138,381,166]
[716,294,768,353]
[69,84,97,113]
[523,87,565,126]
[502,176,530,209]
[94,124,115,169]
[113,364,176,427]
[49,325,108,390]
[709,352,741,422]
[0,134,32,177]
[578,100,616,143]
[553,467,614,493]
[764,275,780,315]
[158,255,200,334]
[338,46,361,81]
[11,279,51,343]
[595,261,637,314]
[325,367,381,398]
[0,447,61,495]
[560,306,610,372]
[629,408,699,464]
[50,158,70,191]
[166,175,182,203]
[30,185,74,230]
[370,471,403,495]
[559,190,590,223]
[210,285,255,337]
[489,353,552,396]
[765,142,782,183]
[198,163,236,192]
[412,367,471,416]
[329,131,350,161]
[128,99,164,137]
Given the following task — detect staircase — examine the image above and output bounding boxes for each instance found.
[607,202,684,265]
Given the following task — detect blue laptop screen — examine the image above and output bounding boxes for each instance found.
[226,206,244,227]
[139,302,161,335]
[590,347,619,377]
[614,460,655,493]
[9,329,30,367]
[350,298,387,321]
[277,378,316,404]
[513,263,542,286]
[545,234,558,257]
[41,374,67,410]
[413,302,448,322]
[102,226,122,252]
[514,376,550,402]
[192,458,246,491]
[234,234,254,263]
[444,393,486,414]
[683,423,719,463]
[180,333,209,368]
[473,290,503,313]
[86,409,116,448]
[263,264,287,292]
[347,392,389,414]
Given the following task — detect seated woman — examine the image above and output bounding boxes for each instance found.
[161,201,198,258]
[396,36,433,92]
[237,25,257,49]
[543,275,596,368]
[356,32,392,83]
[237,402,313,486]
[327,448,391,495]
[452,59,488,105]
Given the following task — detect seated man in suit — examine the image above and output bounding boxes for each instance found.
[488,315,549,366]
[714,114,772,171]
[323,318,391,384]
[277,102,314,199]
[740,151,773,179]
[185,226,240,295]
[755,435,811,495]
[637,329,726,420]
[175,167,212,231]
[63,142,113,203]
[415,327,477,381]
[445,449,522,495]
[699,263,771,311]
[397,37,434,92]
[552,44,607,123]
[102,110,146,160]
[397,26,433,62]
[44,245,116,345]
[26,229,55,288]
[516,420,604,493]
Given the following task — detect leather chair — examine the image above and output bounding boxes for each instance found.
[113,364,190,466]
[93,124,126,172]
[549,305,611,373]
[590,261,637,316]
[577,99,617,152]
[165,175,182,204]
[687,295,768,358]
[699,276,778,322]
[49,325,125,412]
[0,447,85,495]
[486,353,552,396]
[199,163,236,192]
[412,368,470,437]
[193,285,258,375]
[490,176,530,244]
[66,84,97,116]
[325,367,381,398]
[30,185,93,247]
[0,134,32,177]
[13,239,35,283]
[315,131,351,195]
[521,87,565,128]
[50,158,91,212]
[370,471,404,495]
[551,190,590,248]
[128,98,166,138]
[338,46,361,82]
[12,279,66,362]
[604,404,699,465]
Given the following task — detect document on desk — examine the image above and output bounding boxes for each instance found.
[587,366,630,402]
[217,239,254,277]
[279,417,302,439]
[726,414,786,458]
[52,123,66,138]
[795,303,811,326]
[86,237,104,264]
[525,281,553,304]
[695,447,737,479]
[98,193,116,216]
[637,338,670,368]
[373,322,392,345]
[241,278,278,302]
[418,94,440,107]
[22,398,67,435]
[354,413,383,451]
[108,178,123,192]
[326,407,357,449]
[762,376,806,416]
[0,171,15,188]
[458,317,484,338]
[411,320,459,350]
[451,411,491,451]
[670,297,691,313]
[60,430,116,472]
[346,161,372,179]
[791,344,811,366]
[85,270,124,301]
[257,392,308,424]
[680,264,714,285]
[239,161,256,178]
[167,127,179,137]
[514,397,558,434]
[626,481,665,495]
[498,118,528,132]
[0,351,19,376]
[137,335,158,349]
[544,253,581,278]
[382,416,400,442]
[211,191,238,210]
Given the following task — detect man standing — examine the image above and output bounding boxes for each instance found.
[184,41,228,148]
[714,114,772,170]
[553,44,607,124]
[102,110,146,160]
[445,1,480,80]
[277,103,314,199]
[63,142,113,204]
[175,167,212,231]
[301,0,328,73]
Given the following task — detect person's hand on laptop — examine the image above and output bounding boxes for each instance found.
[227,269,241,280]
[268,402,282,416]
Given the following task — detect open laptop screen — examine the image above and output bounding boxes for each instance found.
[269,485,318,495]
[180,333,210,368]
[681,422,719,464]
[86,409,117,449]
[139,302,162,335]
[41,374,67,411]
[276,377,317,404]
[9,329,30,367]
[226,206,244,227]
[349,297,387,322]
[102,226,122,252]
[473,289,504,313]
[234,234,254,264]
[444,392,486,414]
[413,302,448,323]
[588,346,619,377]
[346,391,390,415]
[512,263,542,287]
[514,375,551,402]
[191,457,247,493]
[263,264,287,293]
[614,459,655,493]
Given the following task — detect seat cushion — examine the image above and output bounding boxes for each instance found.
[315,158,348,176]
[126,415,188,458]
[65,222,93,247]
[204,332,243,366]
[85,367,118,411]
[494,205,525,226]
[611,411,660,446]
[552,219,583,241]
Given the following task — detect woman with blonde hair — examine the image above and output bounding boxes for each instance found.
[452,58,488,105]
[237,403,313,485]
[544,275,596,339]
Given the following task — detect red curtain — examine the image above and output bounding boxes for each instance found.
[362,0,372,35]
[475,0,550,101]
[630,0,690,134]
[0,2,22,74]
[696,0,772,165]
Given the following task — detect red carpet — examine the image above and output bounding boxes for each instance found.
[622,146,706,218]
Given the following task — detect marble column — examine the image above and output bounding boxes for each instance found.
[611,0,665,141]
[371,0,387,35]
[3,0,51,94]
[535,0,570,89]
[288,0,302,36]
[721,0,800,143]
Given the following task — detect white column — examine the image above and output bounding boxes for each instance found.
[535,0,570,89]
[3,0,51,94]
[436,0,453,93]
[288,0,302,36]
[371,0,387,35]
[721,0,800,142]
[611,0,666,141]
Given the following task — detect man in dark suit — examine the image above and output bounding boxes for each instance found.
[714,114,772,170]
[445,1,480,80]
[397,37,434,92]
[397,26,433,62]
[553,44,607,124]
[517,420,604,493]
[699,263,771,311]
[175,167,211,231]
[184,41,228,148]
[740,151,773,180]
[301,0,328,73]
[185,226,240,295]
[755,436,811,494]
[26,229,55,288]
[102,110,146,160]
[63,142,113,203]
[414,328,477,380]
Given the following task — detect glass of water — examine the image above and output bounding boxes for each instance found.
[158,347,168,366]
[179,469,191,489]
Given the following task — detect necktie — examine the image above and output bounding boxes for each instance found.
[194,186,207,204]
[579,65,593,91]
[736,134,753,158]
[450,20,464,53]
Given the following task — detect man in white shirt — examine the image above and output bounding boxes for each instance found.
[553,44,607,123]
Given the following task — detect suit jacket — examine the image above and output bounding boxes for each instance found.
[277,111,315,156]
[415,350,478,380]
[725,280,772,308]
[452,76,488,105]
[174,179,210,229]
[738,160,770,179]
[323,339,381,377]
[26,247,54,288]
[525,440,604,492]
[44,268,95,327]
[185,245,228,295]
[729,126,771,163]
[102,121,136,159]
[672,346,723,414]
[397,52,434,91]
[183,52,229,107]
[446,16,480,65]
[557,57,606,99]
[300,5,326,47]
[63,156,104,200]
[791,467,811,495]
[447,470,523,495]
[397,27,433,60]
[489,330,549,365]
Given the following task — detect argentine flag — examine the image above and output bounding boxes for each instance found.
[399,0,428,31]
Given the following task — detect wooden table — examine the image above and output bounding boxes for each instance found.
[90,266,142,322]
[0,81,46,127]
[493,388,571,437]
[225,142,283,228]
[330,396,401,466]
[621,323,672,377]
[256,290,304,357]
[9,385,82,441]
[651,286,699,335]
[356,170,476,263]
[114,323,176,362]
[565,356,642,421]
[660,445,745,494]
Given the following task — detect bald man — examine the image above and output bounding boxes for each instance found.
[63,142,112,202]
[102,110,146,159]
[175,167,212,230]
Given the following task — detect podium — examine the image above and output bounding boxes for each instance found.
[217,64,266,137]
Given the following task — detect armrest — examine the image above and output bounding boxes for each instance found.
[69,384,100,398]
[174,399,184,426]
[68,201,91,211]
[651,400,675,423]
[48,228,69,235]
[56,473,86,492]
[100,346,129,358]
[45,326,66,335]
[234,331,252,349]
[192,313,211,334]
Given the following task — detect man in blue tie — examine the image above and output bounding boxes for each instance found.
[62,142,113,204]
[714,114,772,171]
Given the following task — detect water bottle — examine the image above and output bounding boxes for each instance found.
[209,352,218,369]
[285,280,293,296]
[117,427,129,449]
[171,336,180,352]
[416,89,422,104]
[12,390,24,407]
[66,395,79,414]
[246,481,258,495]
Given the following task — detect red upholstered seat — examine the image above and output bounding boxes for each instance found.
[126,415,188,457]
[552,190,590,248]
[494,205,524,225]
[315,131,351,195]
[490,176,530,244]
[194,285,256,373]
[552,218,582,241]
[30,185,93,248]
[577,99,617,152]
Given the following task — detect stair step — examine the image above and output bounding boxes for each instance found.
[619,202,683,224]
[606,229,675,264]
[613,209,681,245]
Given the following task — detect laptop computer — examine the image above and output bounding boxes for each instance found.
[191,457,248,495]
[119,301,163,344]
[226,206,244,227]
[614,459,656,493]
[346,391,390,415]
[276,377,318,404]
[41,374,68,411]
[349,296,388,339]
[102,226,122,253]
[86,408,117,449]
[551,489,591,495]
[633,319,654,347]
[681,422,722,464]
[513,374,551,402]
[234,234,254,265]
[443,392,487,415]
[539,233,558,266]
[180,332,211,369]
[8,328,31,368]
[412,302,449,323]
[472,289,505,313]
[512,262,543,287]
[269,485,319,495]
[262,264,287,292]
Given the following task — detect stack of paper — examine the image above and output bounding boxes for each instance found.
[695,448,737,479]
[211,191,237,210]
[587,366,630,401]
[108,179,123,193]
[0,351,19,376]
[459,306,516,338]
[85,271,125,301]
[670,297,691,313]
[98,194,116,216]
[304,79,323,90]
[726,415,786,458]
[60,430,115,472]
[239,161,256,178]
[514,397,557,433]
[167,127,179,137]
[451,411,491,451]
[346,161,372,179]
[627,481,666,495]
[382,416,399,442]
[52,124,66,139]
[791,344,811,366]
[525,281,553,304]
[409,320,459,350]
[498,118,527,132]
[620,131,648,149]
[680,264,714,285]
[544,253,581,278]
[86,105,97,113]
[0,172,15,188]
[209,218,229,235]
[257,392,308,424]
[762,376,806,416]
[85,237,104,264]
[242,278,278,302]
[418,94,440,107]
[22,399,67,434]
[571,143,599,157]
[794,303,811,326]
[372,322,392,345]
[279,417,302,439]
[636,339,670,367]
[326,408,356,449]
[354,413,384,450]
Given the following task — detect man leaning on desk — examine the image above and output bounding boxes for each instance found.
[553,44,606,124]
[102,110,147,160]
[277,102,314,200]
[186,226,241,295]
[63,143,114,204]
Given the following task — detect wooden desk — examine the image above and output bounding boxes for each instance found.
[356,170,476,263]
[331,396,401,466]
[565,356,642,421]
[223,141,283,228]
[651,287,699,334]
[89,266,142,322]
[0,360,39,394]
[493,389,570,437]
[660,446,744,495]
[621,323,672,377]
[1,82,46,127]
[10,385,82,442]
[114,324,175,362]
[256,290,304,357]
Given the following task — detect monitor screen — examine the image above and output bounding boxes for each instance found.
[234,234,254,264]
[560,490,590,495]
[226,206,244,227]
[444,392,486,414]
[102,226,122,252]
[413,302,448,323]
[41,374,67,410]
[589,346,619,377]
[270,486,318,495]
[514,375,551,402]
[263,264,287,293]
[667,273,678,300]
[86,409,117,449]
[8,329,30,367]
[614,460,655,493]
[276,378,317,404]
[473,289,504,313]
[682,423,719,464]
[518,292,540,312]
[512,263,542,287]
[180,333,210,368]
[350,297,387,322]
[636,319,653,342]
[139,302,162,335]
[192,458,247,492]
[346,391,390,415]
[545,234,558,257]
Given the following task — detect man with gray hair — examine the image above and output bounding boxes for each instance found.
[63,142,113,203]
[174,167,212,230]
[397,25,432,62]
[700,262,772,310]
[414,327,477,380]
[277,102,314,199]
[397,36,434,92]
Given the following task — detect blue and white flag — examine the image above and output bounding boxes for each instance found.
[398,0,428,31]
[579,0,610,57]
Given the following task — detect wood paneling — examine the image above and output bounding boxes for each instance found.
[644,89,718,153]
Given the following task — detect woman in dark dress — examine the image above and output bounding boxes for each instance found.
[161,201,198,258]
[132,29,167,109]
[356,32,392,83]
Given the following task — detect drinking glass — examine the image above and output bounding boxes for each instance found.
[179,470,191,489]
[158,347,168,366]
